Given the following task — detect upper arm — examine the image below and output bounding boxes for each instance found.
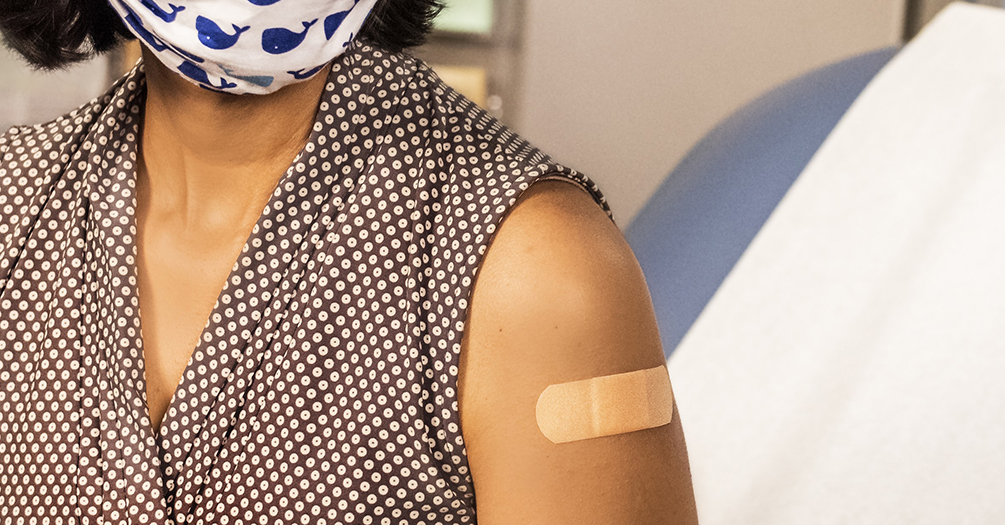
[458,179,698,524]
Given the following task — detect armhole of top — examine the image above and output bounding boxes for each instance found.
[536,174,594,196]
[534,172,616,226]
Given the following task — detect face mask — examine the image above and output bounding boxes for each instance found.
[109,0,378,95]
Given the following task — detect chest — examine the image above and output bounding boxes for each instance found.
[127,191,478,521]
[0,168,480,518]
[135,218,252,431]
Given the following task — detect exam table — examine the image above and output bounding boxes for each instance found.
[627,3,1005,523]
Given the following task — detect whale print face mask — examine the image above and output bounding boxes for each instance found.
[109,0,378,94]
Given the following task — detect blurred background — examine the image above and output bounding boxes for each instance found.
[0,0,999,226]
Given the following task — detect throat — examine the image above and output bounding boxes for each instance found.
[137,45,332,218]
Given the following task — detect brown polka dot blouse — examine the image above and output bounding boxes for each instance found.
[0,44,613,524]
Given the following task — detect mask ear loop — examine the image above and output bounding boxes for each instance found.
[535,365,675,444]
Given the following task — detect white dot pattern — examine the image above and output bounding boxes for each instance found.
[0,43,613,524]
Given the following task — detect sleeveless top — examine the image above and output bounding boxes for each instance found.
[0,43,613,524]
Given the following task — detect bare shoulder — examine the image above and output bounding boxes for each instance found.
[459,179,698,524]
[464,179,661,376]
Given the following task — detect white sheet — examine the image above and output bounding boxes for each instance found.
[668,4,1005,523]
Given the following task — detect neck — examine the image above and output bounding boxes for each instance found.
[137,47,331,232]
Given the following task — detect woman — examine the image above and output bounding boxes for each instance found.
[0,0,698,523]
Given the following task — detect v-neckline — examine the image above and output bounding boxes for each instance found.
[135,105,317,440]
[94,44,394,518]
[135,97,320,445]
[130,97,315,444]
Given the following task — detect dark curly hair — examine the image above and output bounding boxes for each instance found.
[0,0,443,70]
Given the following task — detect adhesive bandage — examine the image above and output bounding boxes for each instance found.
[535,365,674,444]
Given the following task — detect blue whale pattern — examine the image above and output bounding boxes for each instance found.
[196,16,251,49]
[288,64,326,80]
[117,0,170,51]
[221,66,275,87]
[247,0,282,4]
[140,0,185,22]
[262,19,317,54]
[178,61,238,90]
[118,0,205,62]
[324,9,351,40]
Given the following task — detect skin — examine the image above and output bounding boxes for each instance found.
[459,180,698,524]
[136,44,698,522]
[136,46,332,431]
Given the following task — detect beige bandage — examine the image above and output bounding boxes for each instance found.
[535,365,674,444]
